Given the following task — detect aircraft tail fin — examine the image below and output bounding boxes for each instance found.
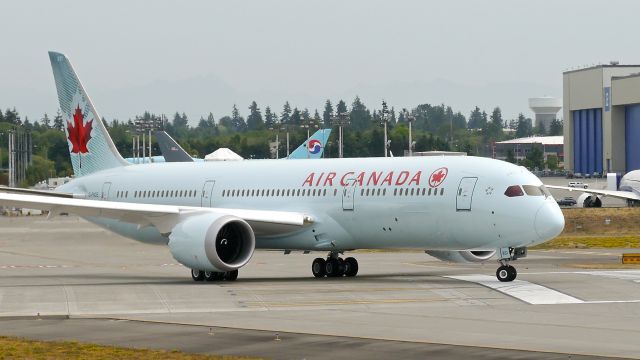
[156,131,194,162]
[48,51,128,176]
[287,129,332,159]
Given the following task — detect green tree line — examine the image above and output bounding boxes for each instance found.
[0,97,563,186]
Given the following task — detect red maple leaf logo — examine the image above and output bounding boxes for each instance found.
[67,106,92,154]
[429,167,448,187]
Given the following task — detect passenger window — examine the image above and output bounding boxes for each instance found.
[383,189,386,196]
[393,188,397,196]
[323,189,327,196]
[440,188,444,195]
[334,189,337,196]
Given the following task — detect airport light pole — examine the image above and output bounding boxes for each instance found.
[381,101,390,157]
[134,116,162,163]
[331,112,350,158]
[269,123,286,159]
[403,109,416,156]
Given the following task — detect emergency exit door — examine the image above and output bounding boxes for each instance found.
[456,177,477,211]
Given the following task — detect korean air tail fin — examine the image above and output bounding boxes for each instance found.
[287,129,332,159]
[49,52,128,176]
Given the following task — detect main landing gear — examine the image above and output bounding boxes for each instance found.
[191,268,238,282]
[495,247,527,282]
[312,252,358,278]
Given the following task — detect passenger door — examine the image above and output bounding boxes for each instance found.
[101,182,111,200]
[456,177,477,211]
[342,179,357,211]
[201,180,215,207]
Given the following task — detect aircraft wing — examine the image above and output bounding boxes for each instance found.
[545,185,640,201]
[0,192,312,236]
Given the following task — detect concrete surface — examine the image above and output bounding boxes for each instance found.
[0,215,639,359]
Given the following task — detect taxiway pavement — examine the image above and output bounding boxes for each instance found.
[0,216,639,359]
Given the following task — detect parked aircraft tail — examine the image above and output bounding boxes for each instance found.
[156,131,194,162]
[287,129,332,159]
[48,52,128,176]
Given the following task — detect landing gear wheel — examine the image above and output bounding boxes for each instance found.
[325,258,344,277]
[343,257,359,277]
[496,265,517,282]
[312,258,326,278]
[224,270,239,281]
[191,269,205,282]
[507,266,517,281]
[205,271,224,281]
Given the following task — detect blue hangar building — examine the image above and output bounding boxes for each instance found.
[563,63,640,176]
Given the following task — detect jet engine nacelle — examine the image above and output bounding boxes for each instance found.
[576,193,602,208]
[168,213,255,272]
[425,250,496,263]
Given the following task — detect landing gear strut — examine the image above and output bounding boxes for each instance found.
[311,252,359,278]
[495,247,527,282]
[191,268,238,282]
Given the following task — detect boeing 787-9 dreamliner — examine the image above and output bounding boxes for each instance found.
[0,52,565,282]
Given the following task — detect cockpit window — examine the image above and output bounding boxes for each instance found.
[522,185,543,196]
[540,185,552,197]
[504,185,524,197]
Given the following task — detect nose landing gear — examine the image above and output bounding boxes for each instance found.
[496,264,517,282]
[495,247,527,282]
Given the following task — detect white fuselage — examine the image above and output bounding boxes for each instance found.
[58,156,564,252]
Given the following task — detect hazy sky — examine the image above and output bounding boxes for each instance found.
[2,0,640,124]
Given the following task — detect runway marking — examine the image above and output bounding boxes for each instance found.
[0,265,72,269]
[243,297,448,308]
[524,270,640,281]
[572,270,640,282]
[446,275,584,305]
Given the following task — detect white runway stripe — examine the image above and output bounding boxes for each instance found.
[447,274,584,305]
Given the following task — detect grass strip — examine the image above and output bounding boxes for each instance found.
[533,236,640,249]
[0,336,259,360]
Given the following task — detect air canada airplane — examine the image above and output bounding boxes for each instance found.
[0,52,565,283]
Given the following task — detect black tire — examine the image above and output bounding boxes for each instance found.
[312,258,326,278]
[507,266,517,281]
[205,271,225,281]
[344,257,359,277]
[325,258,342,277]
[496,266,511,282]
[191,269,205,282]
[225,269,239,281]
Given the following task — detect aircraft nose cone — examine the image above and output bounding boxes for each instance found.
[534,201,565,241]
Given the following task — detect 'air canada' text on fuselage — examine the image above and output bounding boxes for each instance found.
[301,171,424,187]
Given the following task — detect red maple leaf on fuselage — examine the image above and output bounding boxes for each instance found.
[67,106,92,154]
[431,171,445,184]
